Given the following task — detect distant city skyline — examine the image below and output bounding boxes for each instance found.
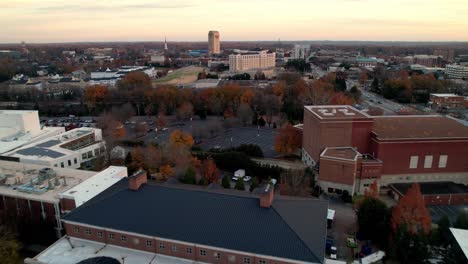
[1,0,468,43]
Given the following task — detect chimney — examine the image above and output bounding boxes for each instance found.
[128,170,147,191]
[260,183,274,208]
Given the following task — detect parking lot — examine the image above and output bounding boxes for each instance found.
[428,204,468,223]
[199,127,277,158]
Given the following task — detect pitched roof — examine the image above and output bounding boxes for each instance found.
[372,116,468,140]
[63,179,328,263]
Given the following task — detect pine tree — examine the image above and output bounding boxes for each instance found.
[183,167,196,185]
[234,179,245,191]
[221,175,231,189]
[249,177,259,192]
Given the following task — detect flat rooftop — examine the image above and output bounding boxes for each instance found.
[431,93,464,98]
[63,180,328,263]
[305,105,372,120]
[373,115,468,140]
[32,237,204,264]
[321,147,361,161]
[59,166,127,207]
[390,182,468,196]
[6,127,98,161]
[0,160,96,203]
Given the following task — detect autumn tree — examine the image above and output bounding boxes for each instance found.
[237,103,253,126]
[135,122,148,137]
[117,71,152,90]
[176,102,193,121]
[274,123,302,156]
[201,157,220,184]
[159,164,174,181]
[155,112,167,130]
[169,130,194,148]
[85,84,109,110]
[364,180,379,198]
[391,183,432,235]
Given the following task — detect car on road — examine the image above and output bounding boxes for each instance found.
[326,237,337,259]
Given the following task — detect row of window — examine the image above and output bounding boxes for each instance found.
[73,227,267,263]
[409,155,447,169]
[54,157,78,168]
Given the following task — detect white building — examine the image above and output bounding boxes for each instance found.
[0,110,65,155]
[292,44,311,60]
[229,51,276,73]
[4,127,105,169]
[446,64,468,79]
[89,66,157,87]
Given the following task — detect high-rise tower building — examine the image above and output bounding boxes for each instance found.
[208,31,220,55]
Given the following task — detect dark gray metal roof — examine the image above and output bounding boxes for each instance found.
[16,147,65,158]
[64,180,328,263]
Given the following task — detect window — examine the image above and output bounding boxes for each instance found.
[87,151,93,158]
[121,235,127,242]
[409,156,418,169]
[146,240,152,247]
[243,257,251,264]
[74,158,78,164]
[186,247,192,253]
[82,153,86,159]
[214,252,220,259]
[60,162,65,168]
[54,164,58,167]
[109,233,115,239]
[74,227,80,233]
[94,149,99,156]
[85,228,91,235]
[259,260,266,264]
[97,232,103,238]
[439,155,448,168]
[200,250,207,256]
[424,155,433,168]
[159,243,165,249]
[68,160,72,166]
[172,245,178,252]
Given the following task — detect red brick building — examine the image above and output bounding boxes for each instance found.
[36,171,329,264]
[429,93,467,110]
[302,105,468,196]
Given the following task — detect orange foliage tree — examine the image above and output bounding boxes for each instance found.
[117,71,152,90]
[159,164,175,180]
[169,130,194,148]
[274,123,302,155]
[201,157,220,184]
[330,92,355,105]
[364,180,379,198]
[85,85,109,108]
[391,183,432,235]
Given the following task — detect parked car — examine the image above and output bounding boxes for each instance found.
[243,176,252,182]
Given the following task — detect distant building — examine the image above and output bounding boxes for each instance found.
[403,55,442,67]
[89,66,157,87]
[3,127,106,169]
[434,48,455,62]
[292,44,311,60]
[356,57,385,68]
[0,110,65,155]
[445,64,468,80]
[30,171,329,264]
[0,161,127,237]
[302,105,468,196]
[430,93,467,109]
[208,31,221,55]
[229,50,276,73]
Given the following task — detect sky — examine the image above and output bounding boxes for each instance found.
[1,0,467,43]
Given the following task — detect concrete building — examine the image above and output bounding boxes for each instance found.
[403,55,442,67]
[3,127,105,169]
[445,64,468,80]
[302,105,468,196]
[208,31,221,55]
[0,160,127,237]
[356,57,385,68]
[292,44,311,60]
[229,51,276,73]
[0,110,65,155]
[30,171,329,264]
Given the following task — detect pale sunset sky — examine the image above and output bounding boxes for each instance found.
[1,0,467,43]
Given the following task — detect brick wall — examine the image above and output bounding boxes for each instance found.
[64,222,314,264]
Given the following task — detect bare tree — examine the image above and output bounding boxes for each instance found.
[237,103,253,126]
[281,169,307,196]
